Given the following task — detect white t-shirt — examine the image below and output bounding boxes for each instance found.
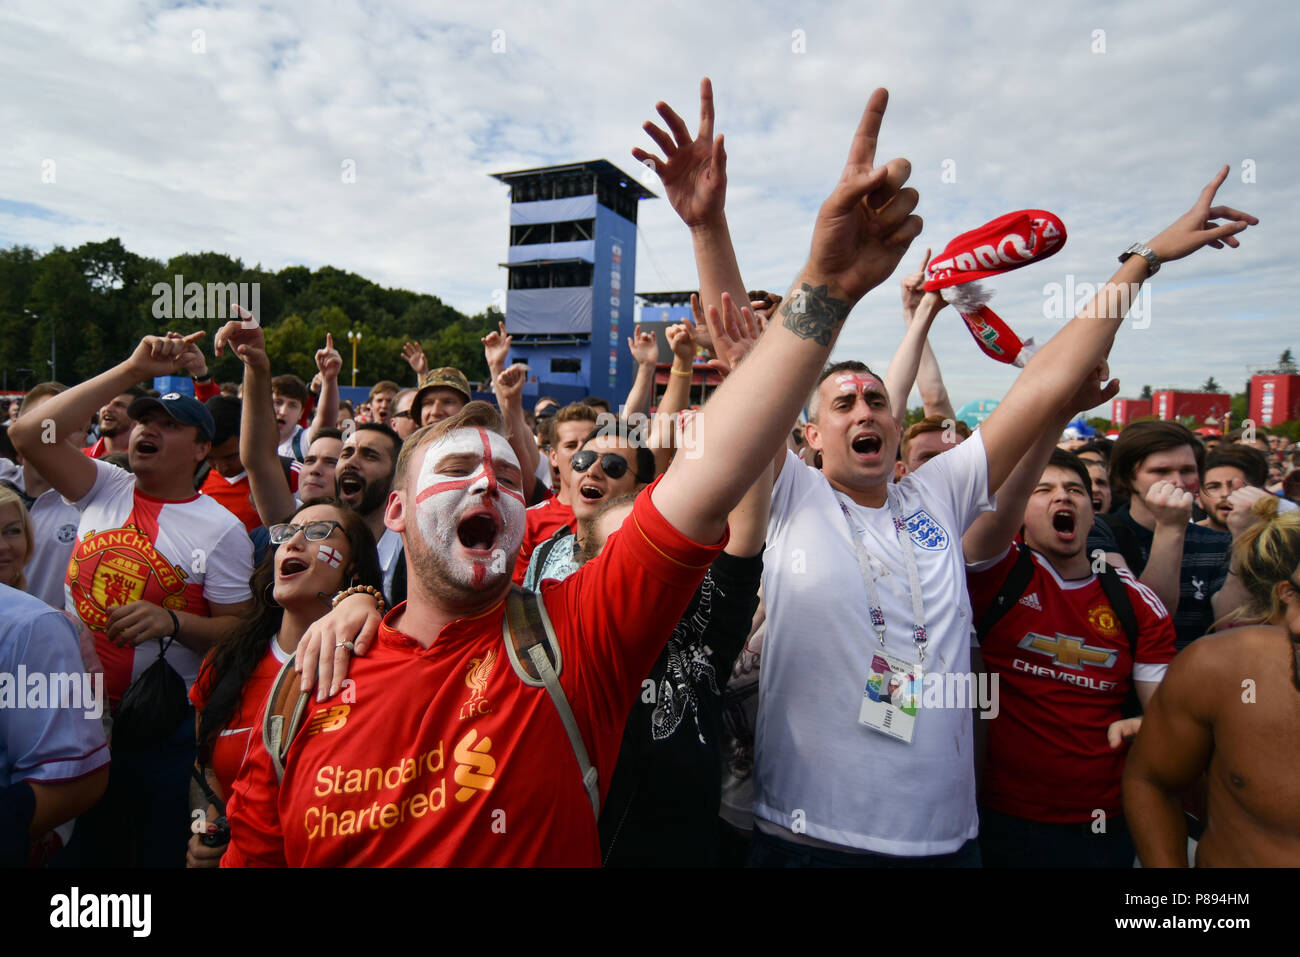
[63,458,254,704]
[277,425,307,462]
[0,458,82,609]
[754,431,994,856]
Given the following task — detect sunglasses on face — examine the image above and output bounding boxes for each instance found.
[571,449,632,480]
[268,520,343,544]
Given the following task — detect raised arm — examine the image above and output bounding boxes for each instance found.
[493,363,539,503]
[634,77,749,335]
[217,312,296,527]
[651,89,920,541]
[883,273,945,432]
[962,364,1119,563]
[401,341,429,383]
[894,249,956,419]
[622,326,659,419]
[978,167,1256,494]
[308,334,341,442]
[10,333,204,502]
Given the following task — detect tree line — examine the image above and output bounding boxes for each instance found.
[0,238,499,391]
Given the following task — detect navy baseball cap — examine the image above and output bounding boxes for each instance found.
[128,392,216,442]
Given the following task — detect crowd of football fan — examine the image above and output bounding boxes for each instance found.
[2,79,1297,869]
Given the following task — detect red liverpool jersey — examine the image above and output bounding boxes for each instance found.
[967,544,1176,822]
[223,480,725,867]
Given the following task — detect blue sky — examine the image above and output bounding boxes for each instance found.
[1,0,1296,410]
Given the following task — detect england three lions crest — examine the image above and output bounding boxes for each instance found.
[904,509,949,550]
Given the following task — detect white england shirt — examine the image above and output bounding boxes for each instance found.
[754,431,993,856]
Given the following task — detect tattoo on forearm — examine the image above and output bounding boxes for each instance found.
[780,283,850,347]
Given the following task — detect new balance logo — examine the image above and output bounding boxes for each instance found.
[1018,592,1042,611]
[306,704,350,735]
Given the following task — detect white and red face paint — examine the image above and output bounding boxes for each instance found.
[414,427,525,589]
[316,545,343,569]
[833,372,885,401]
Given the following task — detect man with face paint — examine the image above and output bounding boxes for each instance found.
[222,85,936,867]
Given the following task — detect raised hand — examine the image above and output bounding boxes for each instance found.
[1145,480,1195,529]
[632,77,727,229]
[213,307,269,371]
[401,341,428,377]
[803,89,921,306]
[481,322,512,372]
[900,248,931,315]
[494,362,528,406]
[315,333,342,381]
[174,333,209,379]
[665,321,697,365]
[703,292,764,374]
[627,325,659,365]
[127,331,208,380]
[1223,485,1271,539]
[1146,166,1258,264]
[1064,361,1121,416]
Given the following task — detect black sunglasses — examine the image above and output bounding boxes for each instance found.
[268,520,343,544]
[571,449,632,480]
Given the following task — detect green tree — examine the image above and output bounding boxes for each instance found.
[1140,384,1153,400]
[1202,376,1221,392]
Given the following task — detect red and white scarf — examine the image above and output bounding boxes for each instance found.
[924,210,1067,367]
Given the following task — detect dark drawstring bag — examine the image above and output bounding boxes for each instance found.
[112,636,190,750]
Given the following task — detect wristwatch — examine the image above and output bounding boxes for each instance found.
[1118,242,1160,275]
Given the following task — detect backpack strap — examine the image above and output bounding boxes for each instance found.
[976,544,1036,643]
[262,656,312,783]
[502,585,599,816]
[1097,564,1144,718]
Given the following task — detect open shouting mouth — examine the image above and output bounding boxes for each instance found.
[457,508,500,554]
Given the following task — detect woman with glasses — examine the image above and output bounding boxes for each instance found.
[185,498,380,867]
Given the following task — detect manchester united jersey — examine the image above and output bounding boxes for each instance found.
[967,543,1176,821]
[64,459,255,709]
[223,479,726,867]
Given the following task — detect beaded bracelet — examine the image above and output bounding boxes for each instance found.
[331,584,387,617]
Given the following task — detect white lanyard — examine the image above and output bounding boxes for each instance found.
[837,489,929,662]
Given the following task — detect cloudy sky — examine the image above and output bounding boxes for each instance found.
[2,0,1296,411]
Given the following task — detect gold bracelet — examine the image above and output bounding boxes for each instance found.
[332,584,387,617]
[670,367,693,378]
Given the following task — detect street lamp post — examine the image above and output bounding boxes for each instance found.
[347,330,362,387]
[23,309,54,382]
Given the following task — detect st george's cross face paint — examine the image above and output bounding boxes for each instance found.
[833,372,886,402]
[413,427,526,589]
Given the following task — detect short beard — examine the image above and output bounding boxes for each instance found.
[101,421,128,438]
[404,530,508,611]
[356,472,393,517]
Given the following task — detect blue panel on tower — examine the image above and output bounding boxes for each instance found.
[507,240,596,264]
[510,196,598,225]
[507,288,593,334]
[589,203,638,401]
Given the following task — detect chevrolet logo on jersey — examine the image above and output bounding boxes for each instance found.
[1017,632,1117,671]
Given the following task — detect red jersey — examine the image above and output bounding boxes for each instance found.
[511,496,575,584]
[967,544,1176,822]
[82,437,106,458]
[223,481,725,867]
[199,470,262,533]
[189,638,291,797]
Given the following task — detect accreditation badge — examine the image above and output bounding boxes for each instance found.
[859,651,921,744]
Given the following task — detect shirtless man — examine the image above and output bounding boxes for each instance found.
[1124,610,1300,865]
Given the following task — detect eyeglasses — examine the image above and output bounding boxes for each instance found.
[268,521,343,544]
[571,449,632,480]
[392,410,413,420]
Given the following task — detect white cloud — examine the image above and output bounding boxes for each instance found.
[1,0,1295,406]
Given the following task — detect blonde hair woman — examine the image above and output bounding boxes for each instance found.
[0,486,34,591]
[1216,496,1300,630]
